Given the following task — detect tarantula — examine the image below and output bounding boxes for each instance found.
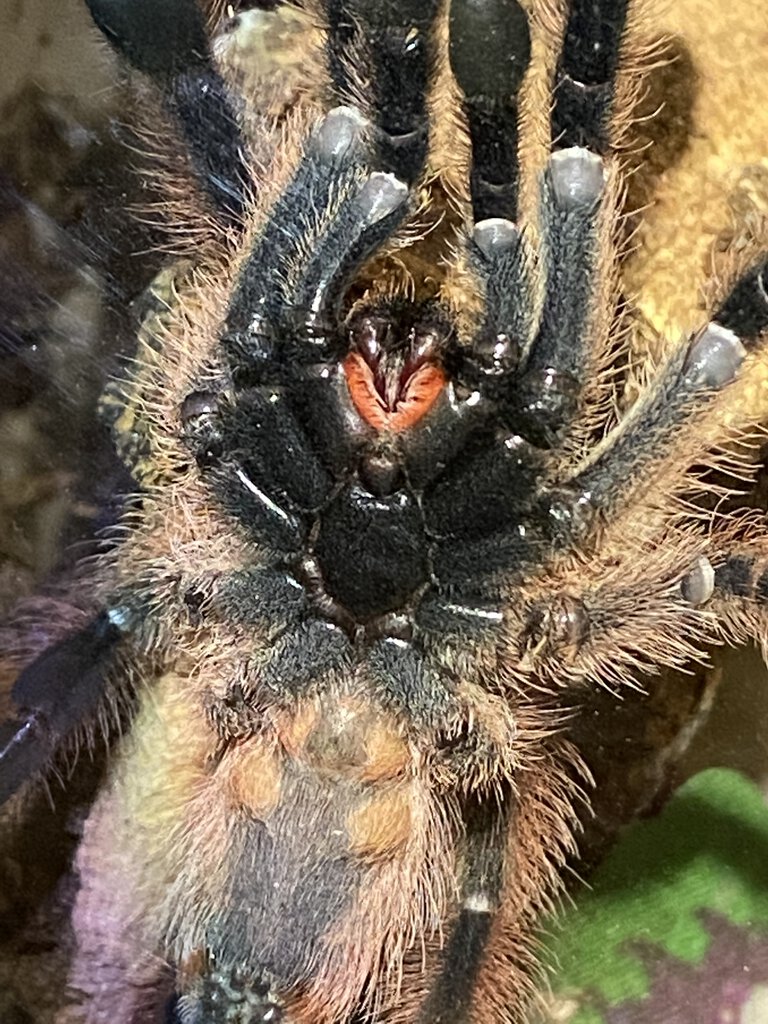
[1,0,767,1021]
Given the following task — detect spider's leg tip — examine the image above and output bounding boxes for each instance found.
[548,147,605,209]
[683,322,746,388]
[681,556,716,606]
[311,106,369,163]
[472,218,520,258]
[357,173,409,225]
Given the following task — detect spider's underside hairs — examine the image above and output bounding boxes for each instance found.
[2,0,768,1022]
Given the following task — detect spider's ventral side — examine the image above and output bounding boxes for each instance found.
[2,0,768,1021]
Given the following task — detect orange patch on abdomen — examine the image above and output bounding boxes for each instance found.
[298,696,413,783]
[361,721,411,782]
[344,351,445,431]
[347,784,413,861]
[224,740,283,817]
[276,700,318,758]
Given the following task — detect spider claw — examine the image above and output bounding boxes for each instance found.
[681,556,716,606]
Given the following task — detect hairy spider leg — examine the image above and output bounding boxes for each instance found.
[448,0,537,402]
[416,798,510,1024]
[552,0,631,151]
[0,612,126,805]
[510,146,616,448]
[85,0,252,223]
[324,0,442,183]
[405,2,543,611]
[449,0,531,223]
[713,543,768,626]
[666,262,768,643]
[223,106,409,374]
[541,257,768,544]
[507,0,631,448]
[716,257,768,340]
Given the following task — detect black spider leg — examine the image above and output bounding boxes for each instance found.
[539,258,768,546]
[510,147,610,448]
[552,0,631,153]
[324,0,441,183]
[418,796,508,1024]
[446,0,617,449]
[708,544,768,644]
[223,107,409,375]
[497,0,630,448]
[449,0,531,223]
[447,0,536,394]
[677,547,768,652]
[197,109,409,557]
[86,0,251,224]
[407,1,546,610]
[712,553,768,603]
[0,610,128,806]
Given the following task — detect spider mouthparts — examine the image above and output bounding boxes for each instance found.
[344,315,446,431]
